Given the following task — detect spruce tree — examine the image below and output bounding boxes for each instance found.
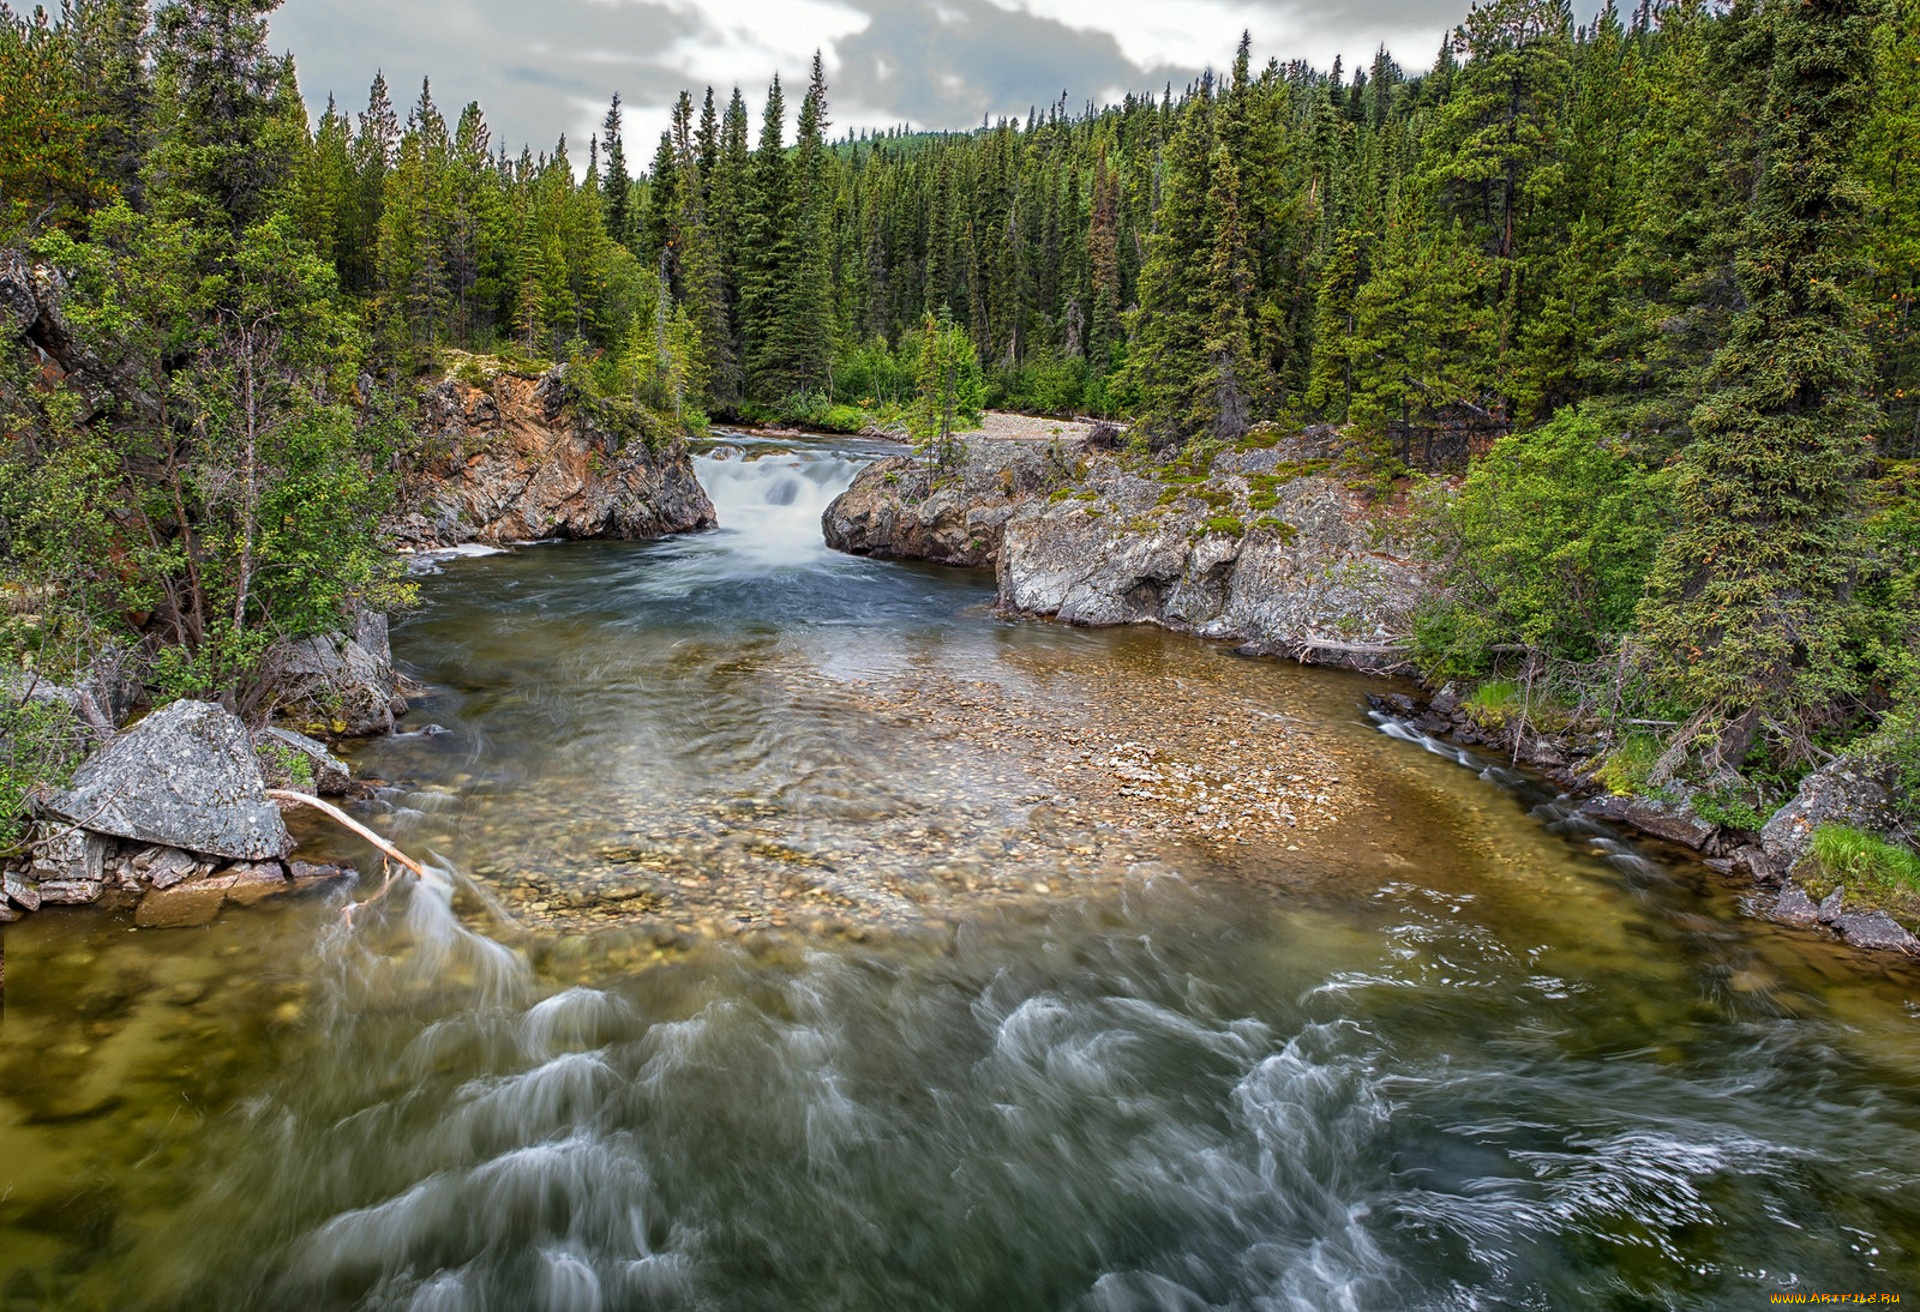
[600,93,632,249]
[738,75,794,402]
[1124,82,1216,445]
[1640,0,1885,769]
[70,0,151,209]
[145,0,290,234]
[782,51,836,395]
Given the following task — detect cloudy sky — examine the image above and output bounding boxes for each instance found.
[268,0,1463,157]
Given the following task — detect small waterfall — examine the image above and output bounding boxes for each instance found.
[693,447,867,570]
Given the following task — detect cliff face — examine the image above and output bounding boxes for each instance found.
[390,368,716,549]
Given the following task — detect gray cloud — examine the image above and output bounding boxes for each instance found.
[831,0,1194,128]
[271,0,707,154]
[269,0,1462,158]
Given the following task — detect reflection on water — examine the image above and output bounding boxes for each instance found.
[4,437,1920,1309]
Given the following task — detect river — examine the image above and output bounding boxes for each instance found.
[3,436,1919,1309]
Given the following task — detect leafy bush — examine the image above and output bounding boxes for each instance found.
[988,352,1088,415]
[1413,407,1671,677]
[834,336,913,408]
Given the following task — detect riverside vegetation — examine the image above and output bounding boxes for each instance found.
[0,0,1917,938]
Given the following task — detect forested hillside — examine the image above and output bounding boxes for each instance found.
[1,0,1916,809]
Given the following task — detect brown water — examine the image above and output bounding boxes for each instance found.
[3,437,1920,1310]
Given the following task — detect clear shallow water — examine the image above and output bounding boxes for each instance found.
[4,438,1920,1310]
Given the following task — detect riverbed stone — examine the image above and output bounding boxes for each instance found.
[1772,884,1820,926]
[47,700,291,861]
[1817,888,1846,924]
[135,873,242,928]
[1584,795,1719,852]
[1833,911,1920,953]
[223,861,292,907]
[113,844,207,890]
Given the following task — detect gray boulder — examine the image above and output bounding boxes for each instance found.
[823,440,1084,569]
[46,699,291,861]
[1760,757,1905,871]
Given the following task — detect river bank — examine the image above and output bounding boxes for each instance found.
[821,424,1920,958]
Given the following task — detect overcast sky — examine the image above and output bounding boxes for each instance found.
[268,0,1464,158]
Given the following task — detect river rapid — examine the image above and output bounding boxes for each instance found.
[4,436,1920,1310]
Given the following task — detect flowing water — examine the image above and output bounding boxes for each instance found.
[5,436,1920,1310]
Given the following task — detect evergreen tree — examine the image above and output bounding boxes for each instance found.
[738,75,793,401]
[145,0,291,234]
[1640,0,1885,768]
[599,93,632,249]
[1124,82,1217,444]
[69,0,151,209]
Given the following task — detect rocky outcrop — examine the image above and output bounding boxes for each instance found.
[46,699,292,860]
[823,440,1078,567]
[0,249,142,422]
[999,467,1427,671]
[264,610,406,737]
[824,435,1429,673]
[390,367,716,549]
[5,700,354,924]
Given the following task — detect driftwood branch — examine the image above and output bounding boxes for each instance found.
[1285,638,1411,655]
[266,789,453,925]
[267,788,431,879]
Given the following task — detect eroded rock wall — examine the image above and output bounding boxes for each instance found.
[391,368,716,548]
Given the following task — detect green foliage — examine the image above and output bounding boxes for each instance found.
[0,7,104,238]
[1811,823,1920,893]
[1691,788,1769,833]
[1594,732,1663,797]
[0,694,88,852]
[1463,679,1523,723]
[906,310,984,478]
[1414,409,1670,676]
[1637,0,1883,767]
[258,738,314,791]
[834,337,913,408]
